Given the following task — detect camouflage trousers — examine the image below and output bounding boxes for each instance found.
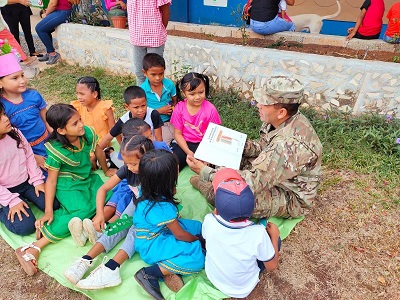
[190,175,310,219]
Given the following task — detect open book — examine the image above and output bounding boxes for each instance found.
[194,123,247,170]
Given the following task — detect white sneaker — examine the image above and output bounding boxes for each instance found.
[68,217,87,246]
[82,218,101,245]
[76,258,122,289]
[64,257,93,285]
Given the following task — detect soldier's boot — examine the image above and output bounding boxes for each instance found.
[190,175,215,206]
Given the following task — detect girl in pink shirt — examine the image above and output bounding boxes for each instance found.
[170,73,221,170]
[0,102,58,236]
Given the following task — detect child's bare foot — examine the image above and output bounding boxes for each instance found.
[15,243,41,276]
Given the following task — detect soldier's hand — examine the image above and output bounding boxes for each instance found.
[186,155,205,174]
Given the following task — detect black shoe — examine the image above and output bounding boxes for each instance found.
[134,267,164,300]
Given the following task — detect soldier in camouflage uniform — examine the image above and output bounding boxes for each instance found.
[187,76,323,219]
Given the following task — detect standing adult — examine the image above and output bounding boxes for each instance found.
[187,76,323,219]
[249,0,295,35]
[126,0,171,86]
[0,0,36,65]
[35,0,71,65]
[0,2,41,57]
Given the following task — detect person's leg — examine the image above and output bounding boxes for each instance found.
[20,6,37,55]
[1,9,21,44]
[172,141,199,171]
[250,16,295,35]
[0,29,27,61]
[15,236,51,275]
[75,226,135,289]
[132,45,147,85]
[0,202,36,236]
[161,122,174,146]
[35,10,70,54]
[353,32,380,40]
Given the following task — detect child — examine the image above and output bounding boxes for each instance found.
[98,86,163,150]
[0,52,52,171]
[14,104,112,276]
[170,72,221,170]
[134,149,205,299]
[140,53,177,146]
[71,76,117,144]
[347,0,385,41]
[106,117,171,224]
[127,0,171,85]
[0,102,57,236]
[278,0,292,22]
[202,168,281,298]
[64,135,155,289]
[382,1,400,44]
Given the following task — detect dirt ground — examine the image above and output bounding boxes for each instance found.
[168,30,400,63]
[1,168,399,299]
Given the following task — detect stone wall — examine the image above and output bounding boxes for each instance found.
[57,23,400,117]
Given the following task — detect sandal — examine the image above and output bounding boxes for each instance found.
[15,243,41,276]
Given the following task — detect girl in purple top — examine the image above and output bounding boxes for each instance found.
[170,72,221,171]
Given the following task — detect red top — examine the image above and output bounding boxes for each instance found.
[358,0,385,37]
[55,0,72,11]
[385,2,400,38]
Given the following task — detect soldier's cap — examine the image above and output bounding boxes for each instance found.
[253,75,304,105]
[212,168,255,222]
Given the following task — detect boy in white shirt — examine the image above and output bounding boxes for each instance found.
[202,168,281,298]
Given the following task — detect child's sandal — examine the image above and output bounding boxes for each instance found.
[15,243,41,276]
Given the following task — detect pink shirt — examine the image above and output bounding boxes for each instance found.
[55,0,72,10]
[170,99,221,143]
[0,130,44,208]
[127,0,171,47]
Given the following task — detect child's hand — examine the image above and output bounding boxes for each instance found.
[186,155,205,174]
[116,1,126,9]
[8,201,30,222]
[34,154,47,170]
[105,168,117,177]
[35,211,54,228]
[34,183,45,197]
[158,105,174,115]
[92,214,106,232]
[266,222,280,240]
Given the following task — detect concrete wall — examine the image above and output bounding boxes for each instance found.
[57,23,400,117]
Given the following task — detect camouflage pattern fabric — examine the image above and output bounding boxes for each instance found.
[199,112,322,219]
[253,75,304,105]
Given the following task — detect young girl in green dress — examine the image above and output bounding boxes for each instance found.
[15,103,113,276]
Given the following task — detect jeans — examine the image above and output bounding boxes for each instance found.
[250,16,295,35]
[382,34,400,44]
[132,45,165,85]
[0,180,60,235]
[35,9,71,53]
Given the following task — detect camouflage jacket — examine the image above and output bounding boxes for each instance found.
[200,112,323,216]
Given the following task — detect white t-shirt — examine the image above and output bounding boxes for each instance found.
[202,213,275,298]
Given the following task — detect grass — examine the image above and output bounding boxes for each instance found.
[30,64,400,203]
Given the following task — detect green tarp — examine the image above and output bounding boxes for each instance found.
[0,167,303,299]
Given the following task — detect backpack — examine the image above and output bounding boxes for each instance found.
[242,0,252,25]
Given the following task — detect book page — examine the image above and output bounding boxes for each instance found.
[194,123,247,169]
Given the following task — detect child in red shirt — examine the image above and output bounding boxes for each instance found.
[383,1,400,44]
[347,0,385,41]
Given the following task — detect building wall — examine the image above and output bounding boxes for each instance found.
[280,0,395,23]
